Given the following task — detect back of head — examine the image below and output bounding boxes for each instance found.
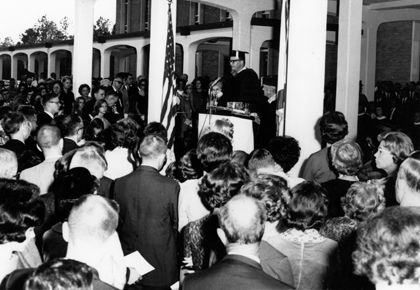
[397,151,420,199]
[143,122,168,143]
[342,181,385,221]
[197,132,233,172]
[58,114,83,137]
[285,181,328,231]
[16,106,37,122]
[209,119,234,141]
[218,194,266,245]
[68,195,119,248]
[320,111,348,144]
[379,131,414,166]
[139,135,167,160]
[0,148,17,179]
[353,207,420,285]
[268,135,301,173]
[55,167,99,222]
[231,150,248,166]
[70,145,108,179]
[41,93,58,107]
[37,124,61,149]
[0,178,44,244]
[240,174,290,223]
[25,259,93,290]
[1,112,26,136]
[247,149,277,176]
[180,149,203,180]
[106,120,139,151]
[330,139,363,176]
[199,161,248,211]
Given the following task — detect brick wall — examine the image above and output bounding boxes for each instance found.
[177,1,191,27]
[203,6,221,24]
[201,50,220,79]
[376,21,412,83]
[130,0,141,32]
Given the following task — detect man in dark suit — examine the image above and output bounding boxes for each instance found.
[114,134,180,289]
[108,73,124,116]
[55,114,83,155]
[183,195,293,290]
[37,93,61,127]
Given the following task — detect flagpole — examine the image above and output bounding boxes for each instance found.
[148,0,177,123]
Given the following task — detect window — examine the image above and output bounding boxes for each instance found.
[194,3,201,25]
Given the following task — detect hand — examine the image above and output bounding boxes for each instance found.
[127,267,142,285]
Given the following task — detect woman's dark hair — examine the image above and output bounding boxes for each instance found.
[83,118,105,142]
[165,162,184,183]
[92,99,108,117]
[240,174,290,222]
[284,181,328,231]
[320,111,348,144]
[0,178,45,244]
[198,162,248,211]
[180,149,203,180]
[78,84,91,96]
[54,167,99,222]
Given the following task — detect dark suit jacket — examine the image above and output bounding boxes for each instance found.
[0,265,117,290]
[62,138,80,155]
[37,111,53,127]
[183,254,294,290]
[114,165,180,288]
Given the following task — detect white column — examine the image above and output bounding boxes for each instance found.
[184,43,198,80]
[11,54,18,79]
[137,47,144,77]
[0,57,3,80]
[335,0,363,140]
[411,21,420,82]
[196,51,203,77]
[48,53,56,77]
[231,11,253,52]
[364,12,379,101]
[73,0,96,99]
[284,0,328,178]
[28,54,36,73]
[100,49,111,78]
[148,0,177,123]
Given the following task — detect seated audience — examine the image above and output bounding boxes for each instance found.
[353,207,420,289]
[373,131,413,206]
[183,194,293,290]
[24,259,94,290]
[267,181,338,290]
[302,111,348,183]
[20,125,62,194]
[321,139,363,218]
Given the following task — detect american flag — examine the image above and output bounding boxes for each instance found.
[160,2,177,148]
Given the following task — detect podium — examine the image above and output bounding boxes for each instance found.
[198,113,254,153]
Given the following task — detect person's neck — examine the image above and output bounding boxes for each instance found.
[141,160,160,171]
[10,133,25,143]
[385,165,398,177]
[66,246,102,271]
[64,88,69,93]
[226,242,260,258]
[376,281,420,290]
[98,112,104,118]
[42,147,62,159]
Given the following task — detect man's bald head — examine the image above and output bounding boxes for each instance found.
[67,195,119,248]
[218,194,266,245]
[0,148,17,179]
[70,145,108,179]
[37,124,61,149]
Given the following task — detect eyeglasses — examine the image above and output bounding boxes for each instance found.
[229,60,241,64]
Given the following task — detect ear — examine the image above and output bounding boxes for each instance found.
[62,221,70,242]
[217,228,228,246]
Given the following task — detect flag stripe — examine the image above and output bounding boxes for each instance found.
[160,2,177,148]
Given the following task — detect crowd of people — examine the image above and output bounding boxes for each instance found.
[1,58,420,290]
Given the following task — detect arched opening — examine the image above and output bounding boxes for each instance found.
[107,45,137,77]
[196,37,232,79]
